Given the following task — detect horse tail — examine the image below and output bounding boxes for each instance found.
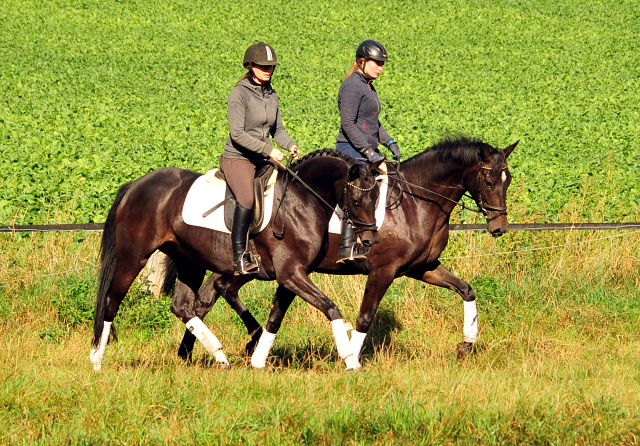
[93,182,131,348]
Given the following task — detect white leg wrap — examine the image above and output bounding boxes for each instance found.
[89,321,112,372]
[463,300,479,343]
[331,319,361,370]
[186,317,229,366]
[349,330,367,360]
[250,330,277,369]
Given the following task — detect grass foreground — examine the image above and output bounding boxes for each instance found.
[1,218,639,445]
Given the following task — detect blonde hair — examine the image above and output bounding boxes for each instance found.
[345,58,366,80]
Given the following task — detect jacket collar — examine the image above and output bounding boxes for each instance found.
[354,69,374,84]
[238,76,273,95]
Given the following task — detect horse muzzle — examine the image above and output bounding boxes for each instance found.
[487,216,508,238]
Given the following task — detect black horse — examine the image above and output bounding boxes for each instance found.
[174,136,518,367]
[90,149,381,371]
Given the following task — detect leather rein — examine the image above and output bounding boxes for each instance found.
[385,161,508,222]
[271,159,378,238]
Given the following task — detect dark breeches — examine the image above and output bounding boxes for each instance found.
[220,157,257,209]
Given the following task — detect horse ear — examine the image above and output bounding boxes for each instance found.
[503,140,519,159]
[370,160,384,175]
[480,145,493,162]
[349,163,361,181]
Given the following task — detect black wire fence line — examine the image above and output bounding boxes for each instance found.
[0,229,638,285]
[1,222,640,233]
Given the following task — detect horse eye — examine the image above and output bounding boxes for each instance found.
[352,199,361,206]
[485,181,492,189]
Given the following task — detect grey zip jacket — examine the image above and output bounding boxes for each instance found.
[223,77,296,162]
[336,70,393,152]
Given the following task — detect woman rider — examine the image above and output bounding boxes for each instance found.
[222,42,300,275]
[335,39,400,263]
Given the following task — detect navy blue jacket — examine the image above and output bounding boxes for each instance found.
[336,70,393,152]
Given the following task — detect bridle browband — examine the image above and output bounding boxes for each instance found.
[386,160,509,221]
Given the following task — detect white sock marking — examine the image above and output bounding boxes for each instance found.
[251,330,277,369]
[89,321,112,372]
[463,300,479,343]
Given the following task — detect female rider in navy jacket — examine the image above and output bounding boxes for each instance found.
[335,40,400,263]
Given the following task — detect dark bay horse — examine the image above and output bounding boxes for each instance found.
[175,136,518,367]
[90,149,381,371]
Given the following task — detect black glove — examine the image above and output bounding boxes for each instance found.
[362,148,385,164]
[387,141,401,161]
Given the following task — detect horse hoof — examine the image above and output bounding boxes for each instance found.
[217,361,231,370]
[456,341,475,360]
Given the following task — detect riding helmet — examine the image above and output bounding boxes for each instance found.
[356,40,389,62]
[243,42,280,68]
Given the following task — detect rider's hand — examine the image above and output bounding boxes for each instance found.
[362,148,385,164]
[387,141,401,161]
[269,147,286,162]
[289,145,300,160]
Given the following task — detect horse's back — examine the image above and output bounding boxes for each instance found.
[117,167,202,230]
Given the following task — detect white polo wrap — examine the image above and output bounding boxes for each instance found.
[185,317,227,364]
[89,321,112,372]
[332,319,361,370]
[250,330,277,369]
[349,330,367,359]
[463,300,479,343]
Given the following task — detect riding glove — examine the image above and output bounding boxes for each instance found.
[387,141,401,161]
[362,148,385,164]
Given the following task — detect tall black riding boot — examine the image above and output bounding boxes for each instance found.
[336,219,368,264]
[231,204,259,275]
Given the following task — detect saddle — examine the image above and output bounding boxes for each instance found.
[211,161,276,237]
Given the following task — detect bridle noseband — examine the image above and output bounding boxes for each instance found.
[475,163,508,222]
[343,175,379,233]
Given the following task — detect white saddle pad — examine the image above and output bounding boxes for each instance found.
[328,174,388,234]
[182,169,278,234]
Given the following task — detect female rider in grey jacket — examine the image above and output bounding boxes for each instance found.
[335,40,400,263]
[221,42,299,275]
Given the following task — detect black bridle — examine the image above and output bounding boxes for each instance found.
[385,160,508,222]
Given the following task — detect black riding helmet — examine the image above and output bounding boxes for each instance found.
[356,40,389,62]
[243,42,280,68]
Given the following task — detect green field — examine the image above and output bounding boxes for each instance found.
[1,0,638,224]
[1,0,640,444]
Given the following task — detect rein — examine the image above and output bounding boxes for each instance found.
[385,161,508,220]
[271,158,377,238]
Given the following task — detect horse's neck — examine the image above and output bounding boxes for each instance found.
[401,154,469,203]
[290,158,346,207]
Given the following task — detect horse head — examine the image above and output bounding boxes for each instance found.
[467,140,518,237]
[342,160,382,247]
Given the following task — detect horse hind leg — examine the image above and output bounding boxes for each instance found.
[91,256,149,371]
[408,261,478,360]
[170,262,230,369]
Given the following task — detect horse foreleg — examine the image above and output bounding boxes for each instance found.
[408,261,478,359]
[171,263,230,369]
[351,269,397,360]
[250,285,296,369]
[256,274,360,371]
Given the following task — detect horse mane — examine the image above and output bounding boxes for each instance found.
[410,134,500,168]
[289,148,355,169]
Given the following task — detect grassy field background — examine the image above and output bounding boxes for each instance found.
[1,0,640,444]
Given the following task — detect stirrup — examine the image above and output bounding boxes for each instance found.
[234,252,260,276]
[336,242,368,264]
